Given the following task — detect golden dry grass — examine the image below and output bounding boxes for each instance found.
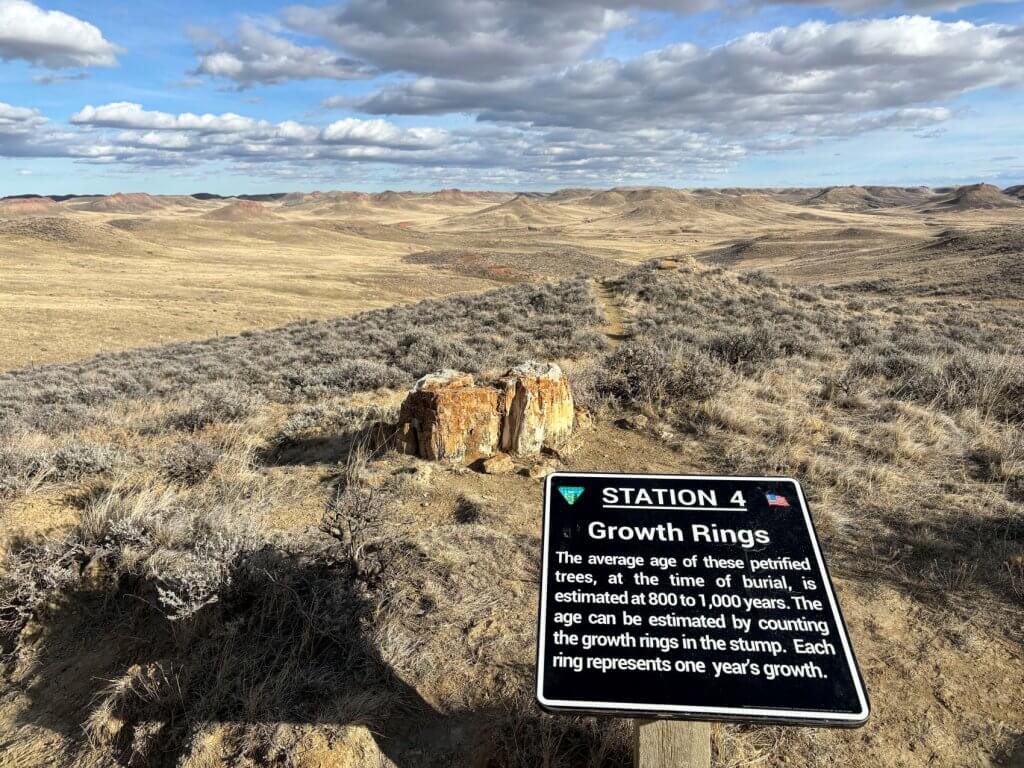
[1,186,1023,767]
[5,185,1021,370]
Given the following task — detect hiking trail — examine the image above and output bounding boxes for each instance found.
[593,278,630,347]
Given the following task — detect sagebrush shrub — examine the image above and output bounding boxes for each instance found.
[168,383,264,432]
[887,351,1024,420]
[0,483,267,634]
[0,535,89,636]
[322,482,394,562]
[705,324,810,368]
[0,446,30,499]
[599,341,726,408]
[46,442,117,481]
[161,441,219,485]
[0,279,604,436]
[296,359,406,393]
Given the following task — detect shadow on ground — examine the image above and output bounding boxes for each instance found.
[1006,737,1024,768]
[4,538,627,767]
[257,421,396,468]
[830,505,1024,625]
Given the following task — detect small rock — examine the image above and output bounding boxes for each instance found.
[408,462,434,482]
[481,453,515,474]
[656,259,678,270]
[543,440,578,462]
[528,459,560,479]
[574,408,594,429]
[18,619,43,645]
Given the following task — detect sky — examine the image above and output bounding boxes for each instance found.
[0,0,1022,194]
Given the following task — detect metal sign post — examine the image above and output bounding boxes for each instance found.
[535,472,869,766]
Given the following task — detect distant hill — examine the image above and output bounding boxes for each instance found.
[76,193,166,213]
[0,197,60,217]
[935,183,1022,211]
[449,193,569,228]
[201,200,279,221]
[191,193,287,202]
[807,185,866,207]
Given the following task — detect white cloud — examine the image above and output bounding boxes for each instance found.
[48,102,456,168]
[193,20,373,87]
[3,15,1021,186]
[0,0,119,68]
[71,102,259,133]
[0,100,44,128]
[0,100,68,158]
[116,130,195,150]
[355,16,1022,142]
[283,0,630,80]
[321,118,447,148]
[277,0,1015,88]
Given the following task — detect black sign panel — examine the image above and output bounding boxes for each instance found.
[536,472,869,726]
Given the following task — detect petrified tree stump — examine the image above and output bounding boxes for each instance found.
[397,362,574,463]
[397,370,501,462]
[499,362,575,456]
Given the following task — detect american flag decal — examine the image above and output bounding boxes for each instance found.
[766,492,790,507]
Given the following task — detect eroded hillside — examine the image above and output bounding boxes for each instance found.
[3,185,1023,370]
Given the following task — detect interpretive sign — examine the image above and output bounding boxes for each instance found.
[536,472,869,726]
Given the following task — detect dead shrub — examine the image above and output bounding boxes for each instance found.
[453,494,484,524]
[321,449,396,564]
[819,371,866,406]
[0,445,32,499]
[160,441,220,486]
[488,693,631,768]
[274,403,399,447]
[967,430,1024,483]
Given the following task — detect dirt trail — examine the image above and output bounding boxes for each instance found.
[592,278,629,346]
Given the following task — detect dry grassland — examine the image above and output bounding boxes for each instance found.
[0,184,1022,767]
[5,184,1019,371]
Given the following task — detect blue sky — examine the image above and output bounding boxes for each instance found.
[1,0,1022,194]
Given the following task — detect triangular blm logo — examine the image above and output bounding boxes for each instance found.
[558,486,585,505]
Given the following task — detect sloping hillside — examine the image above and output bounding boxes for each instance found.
[2,262,1022,767]
[933,183,1022,211]
[74,193,166,214]
[201,200,279,222]
[0,198,60,217]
